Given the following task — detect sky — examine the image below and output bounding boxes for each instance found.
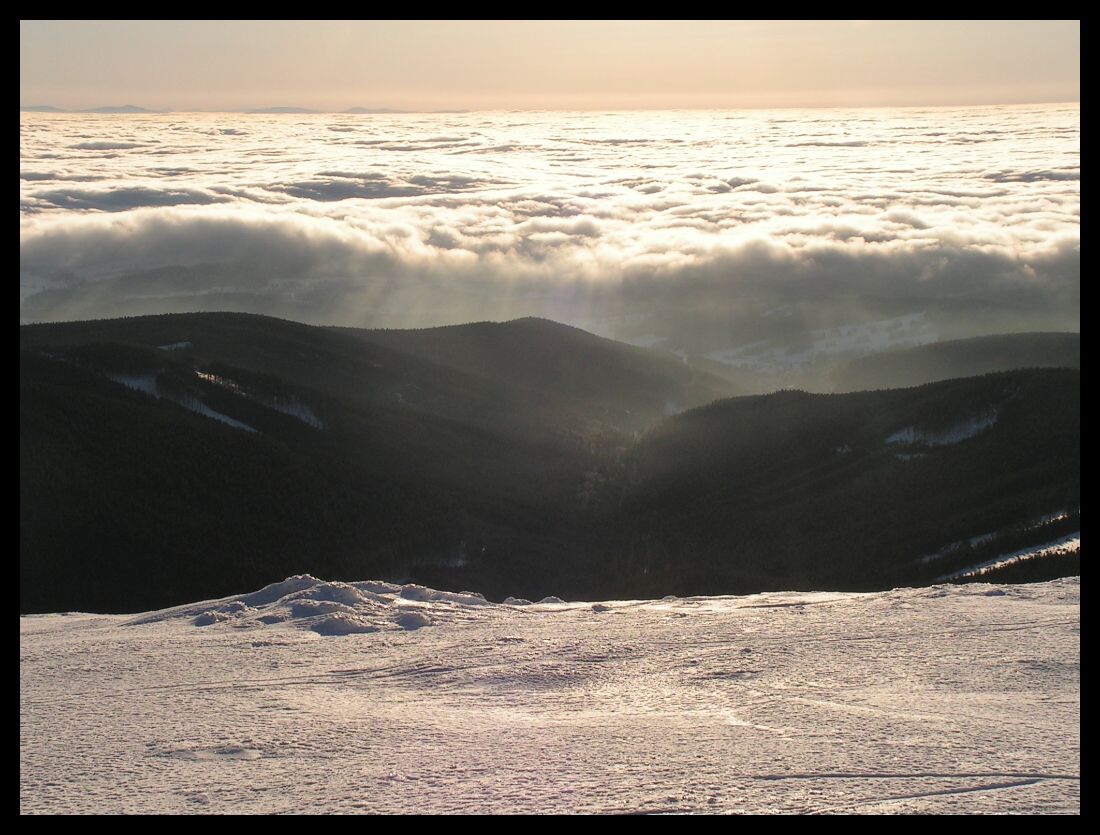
[20,20,1080,112]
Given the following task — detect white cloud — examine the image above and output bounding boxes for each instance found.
[20,106,1080,344]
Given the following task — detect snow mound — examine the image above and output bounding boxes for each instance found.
[353,580,403,596]
[240,575,324,607]
[127,576,509,635]
[395,611,433,630]
[312,613,380,636]
[285,581,377,608]
[194,610,233,627]
[398,585,489,606]
[194,600,256,626]
[289,599,351,618]
[503,597,533,606]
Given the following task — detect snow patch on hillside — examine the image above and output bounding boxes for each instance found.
[887,409,998,447]
[196,370,325,428]
[110,373,257,432]
[111,373,159,397]
[178,396,257,432]
[266,399,325,428]
[935,534,1080,582]
[915,510,1078,567]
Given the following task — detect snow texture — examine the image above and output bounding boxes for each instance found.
[20,577,1079,814]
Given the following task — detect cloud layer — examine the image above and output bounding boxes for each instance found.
[20,107,1080,347]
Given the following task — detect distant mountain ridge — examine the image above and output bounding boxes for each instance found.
[829,332,1080,392]
[21,105,475,114]
[21,104,160,113]
[246,106,318,113]
[84,104,155,113]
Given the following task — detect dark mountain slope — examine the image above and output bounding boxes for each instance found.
[20,314,1079,612]
[341,317,735,432]
[22,312,734,434]
[829,332,1079,392]
[20,351,460,613]
[608,369,1079,597]
[22,313,718,610]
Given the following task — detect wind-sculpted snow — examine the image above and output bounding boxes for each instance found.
[21,578,1079,813]
[128,575,491,634]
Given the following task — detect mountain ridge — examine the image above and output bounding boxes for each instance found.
[20,313,1080,612]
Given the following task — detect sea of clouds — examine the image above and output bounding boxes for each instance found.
[20,106,1079,348]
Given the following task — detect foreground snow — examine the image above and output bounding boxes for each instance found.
[20,578,1079,814]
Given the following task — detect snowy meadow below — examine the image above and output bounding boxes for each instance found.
[20,576,1079,814]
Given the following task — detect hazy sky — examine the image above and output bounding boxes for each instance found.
[20,20,1080,111]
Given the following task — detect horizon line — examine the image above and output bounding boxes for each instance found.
[19,100,1083,115]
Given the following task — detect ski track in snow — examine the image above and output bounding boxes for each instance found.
[20,578,1079,814]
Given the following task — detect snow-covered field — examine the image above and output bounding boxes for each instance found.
[20,577,1080,814]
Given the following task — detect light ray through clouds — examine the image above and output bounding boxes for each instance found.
[19,106,1079,348]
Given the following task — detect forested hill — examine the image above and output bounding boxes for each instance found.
[20,313,1080,612]
[610,369,1079,598]
[338,317,734,432]
[21,312,735,434]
